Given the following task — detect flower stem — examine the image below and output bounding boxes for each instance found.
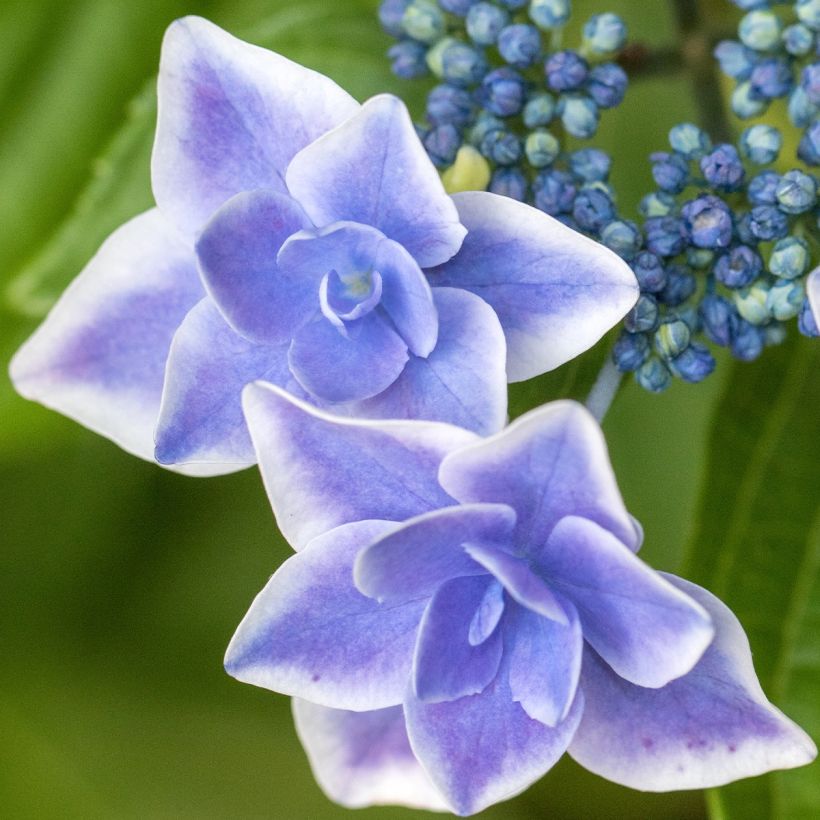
[585,355,624,423]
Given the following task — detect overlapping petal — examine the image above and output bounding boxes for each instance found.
[569,576,817,790]
[241,382,478,549]
[292,701,449,812]
[438,401,639,552]
[9,209,204,469]
[425,191,639,381]
[808,266,820,324]
[224,520,425,711]
[286,94,466,268]
[153,16,358,235]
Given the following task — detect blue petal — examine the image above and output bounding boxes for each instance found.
[413,576,505,703]
[153,16,358,235]
[195,189,314,345]
[354,503,515,605]
[808,267,820,324]
[569,575,817,790]
[225,520,425,710]
[241,382,479,549]
[426,191,638,380]
[286,94,466,268]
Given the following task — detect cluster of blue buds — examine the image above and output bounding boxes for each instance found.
[714,0,820,165]
[613,121,820,393]
[378,0,629,191]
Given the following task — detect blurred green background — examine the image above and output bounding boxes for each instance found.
[1,0,817,817]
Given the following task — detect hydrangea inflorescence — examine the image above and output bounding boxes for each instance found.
[224,383,816,816]
[9,16,638,473]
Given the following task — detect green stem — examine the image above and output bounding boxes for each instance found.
[585,355,624,423]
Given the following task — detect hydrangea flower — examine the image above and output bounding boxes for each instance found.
[224,382,816,816]
[9,17,637,476]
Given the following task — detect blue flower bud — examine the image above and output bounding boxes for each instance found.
[798,297,820,337]
[586,63,628,108]
[715,244,763,288]
[775,169,817,214]
[600,219,642,261]
[558,94,599,138]
[670,342,716,383]
[481,68,526,116]
[747,170,780,205]
[655,318,691,358]
[498,24,542,68]
[687,248,714,269]
[796,0,820,31]
[738,10,782,51]
[440,0,476,14]
[424,123,461,166]
[736,213,757,244]
[468,112,505,145]
[748,206,790,241]
[402,0,446,43]
[767,279,805,320]
[426,84,475,126]
[582,13,628,55]
[440,41,489,85]
[659,265,697,306]
[480,129,522,165]
[668,123,712,160]
[466,2,509,45]
[681,194,733,249]
[749,58,794,100]
[792,86,820,129]
[573,187,615,232]
[700,294,735,346]
[624,294,660,333]
[379,0,413,37]
[533,169,576,214]
[769,237,810,279]
[613,331,650,372]
[650,151,690,194]
[388,40,429,79]
[529,0,571,30]
[489,167,528,200]
[523,93,556,127]
[645,216,687,257]
[734,281,771,324]
[731,81,768,118]
[739,124,782,165]
[730,317,765,361]
[676,304,702,334]
[545,50,589,92]
[569,148,611,183]
[636,357,672,392]
[798,120,820,166]
[782,23,814,57]
[632,251,668,293]
[639,191,677,218]
[525,129,560,167]
[700,144,745,192]
[714,40,755,80]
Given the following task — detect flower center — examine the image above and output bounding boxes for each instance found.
[319,268,384,329]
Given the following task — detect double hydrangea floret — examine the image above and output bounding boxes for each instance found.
[225,384,815,815]
[10,17,637,475]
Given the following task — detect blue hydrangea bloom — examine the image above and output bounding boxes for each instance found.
[9,17,637,475]
[224,384,816,816]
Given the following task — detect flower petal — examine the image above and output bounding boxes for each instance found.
[438,400,639,553]
[195,189,314,345]
[154,299,306,468]
[153,16,358,235]
[288,311,409,403]
[9,209,204,470]
[354,503,516,605]
[347,287,508,436]
[569,575,817,791]
[224,520,425,711]
[413,576,505,703]
[542,516,714,688]
[286,94,466,268]
[241,381,479,549]
[405,665,584,815]
[506,600,583,727]
[292,700,449,811]
[808,266,820,324]
[426,191,639,381]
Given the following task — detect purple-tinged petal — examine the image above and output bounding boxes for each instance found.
[506,600,583,727]
[225,520,425,711]
[195,189,314,345]
[153,16,358,235]
[292,701,449,811]
[469,582,506,647]
[354,503,515,605]
[9,209,205,470]
[288,312,408,403]
[808,266,820,324]
[542,517,713,688]
[438,400,639,553]
[465,543,567,624]
[347,288,507,436]
[426,191,639,381]
[241,382,479,549]
[413,576,505,703]
[569,575,817,791]
[279,222,437,357]
[154,299,307,468]
[286,94,466,268]
[405,665,584,816]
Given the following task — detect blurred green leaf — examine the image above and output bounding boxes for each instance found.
[681,335,820,820]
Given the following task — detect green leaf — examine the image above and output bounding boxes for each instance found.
[681,333,820,820]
